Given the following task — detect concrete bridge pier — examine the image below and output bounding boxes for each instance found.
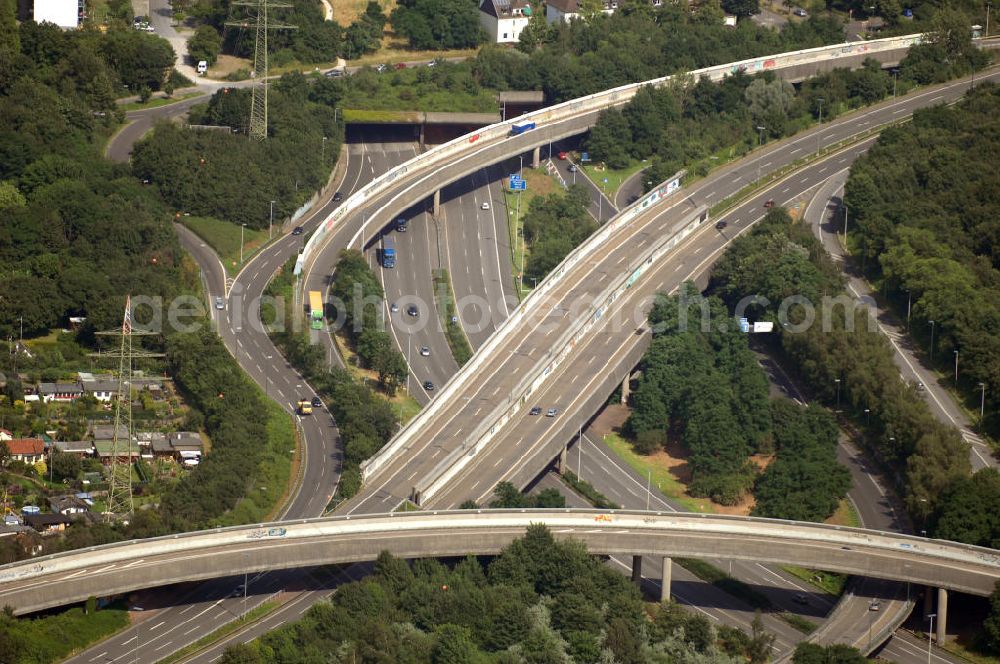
[557,444,568,475]
[621,374,630,404]
[937,587,948,644]
[532,145,541,169]
[660,556,671,602]
[432,189,441,218]
[631,555,642,584]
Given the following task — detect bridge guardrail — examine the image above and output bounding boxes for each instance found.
[343,34,924,483]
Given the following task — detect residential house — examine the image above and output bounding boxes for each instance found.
[48,495,91,515]
[148,431,204,462]
[0,429,11,441]
[23,513,73,534]
[136,432,163,459]
[17,0,83,29]
[5,438,45,464]
[479,0,532,43]
[80,375,118,402]
[94,440,140,465]
[53,440,94,456]
[91,423,129,444]
[38,381,83,403]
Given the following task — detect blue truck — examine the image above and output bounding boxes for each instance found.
[381,237,396,268]
[510,121,536,136]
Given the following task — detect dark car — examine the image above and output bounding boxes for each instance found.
[292,226,304,235]
[715,220,727,230]
[423,381,434,391]
[324,69,344,78]
[793,593,809,605]
[764,199,775,209]
[333,191,343,202]
[407,305,419,317]
[311,396,322,408]
[568,164,577,172]
[530,406,542,416]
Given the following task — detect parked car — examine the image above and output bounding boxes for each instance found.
[292,226,304,235]
[793,7,807,16]
[546,408,558,417]
[530,406,542,416]
[375,64,387,73]
[423,381,435,391]
[715,220,728,230]
[395,62,407,70]
[324,69,344,78]
[420,346,431,356]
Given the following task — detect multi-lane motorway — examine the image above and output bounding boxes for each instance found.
[77,36,1000,660]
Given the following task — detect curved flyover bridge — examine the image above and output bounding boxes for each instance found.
[1,510,997,619]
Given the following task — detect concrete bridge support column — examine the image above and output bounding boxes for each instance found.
[660,557,671,602]
[557,445,568,475]
[621,375,630,404]
[631,555,642,584]
[937,588,948,644]
[532,146,541,169]
[432,189,441,218]
[419,123,426,150]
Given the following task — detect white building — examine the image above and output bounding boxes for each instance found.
[479,0,533,43]
[29,0,82,29]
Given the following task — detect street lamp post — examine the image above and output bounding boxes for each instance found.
[954,350,959,384]
[905,289,912,329]
[927,613,937,664]
[864,408,870,426]
[892,68,899,98]
[929,320,936,361]
[981,382,987,424]
[834,378,841,410]
[269,200,275,240]
[756,125,766,185]
[816,97,824,154]
[240,223,246,263]
[322,136,327,163]
[243,553,249,619]
[842,202,848,240]
[646,469,651,511]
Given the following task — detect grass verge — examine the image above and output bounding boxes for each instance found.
[561,471,621,509]
[826,497,861,528]
[395,500,421,512]
[432,269,473,366]
[157,601,279,664]
[581,159,648,199]
[780,612,818,634]
[502,167,562,298]
[938,635,1000,664]
[675,558,772,611]
[782,566,847,597]
[601,432,715,513]
[179,216,269,277]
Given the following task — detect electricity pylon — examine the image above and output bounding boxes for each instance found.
[226,1,296,140]
[92,297,163,522]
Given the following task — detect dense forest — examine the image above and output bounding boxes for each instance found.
[585,13,991,182]
[132,72,342,228]
[0,15,181,337]
[845,83,1000,437]
[625,285,850,517]
[709,208,970,527]
[218,525,779,664]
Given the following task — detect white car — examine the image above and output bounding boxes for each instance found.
[420,346,430,356]
[481,201,490,210]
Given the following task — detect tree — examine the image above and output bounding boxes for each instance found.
[0,181,24,210]
[793,643,867,663]
[188,25,222,66]
[744,77,796,136]
[721,0,759,18]
[50,449,82,483]
[432,624,480,664]
[985,579,1000,654]
[587,109,632,169]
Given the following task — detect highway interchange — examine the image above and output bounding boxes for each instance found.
[75,40,1000,662]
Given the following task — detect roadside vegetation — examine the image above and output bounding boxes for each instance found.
[432,269,474,366]
[217,525,779,664]
[179,215,269,274]
[0,602,130,664]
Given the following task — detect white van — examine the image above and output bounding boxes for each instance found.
[197,60,208,75]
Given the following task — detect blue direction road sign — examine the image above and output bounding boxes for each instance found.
[511,179,527,191]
